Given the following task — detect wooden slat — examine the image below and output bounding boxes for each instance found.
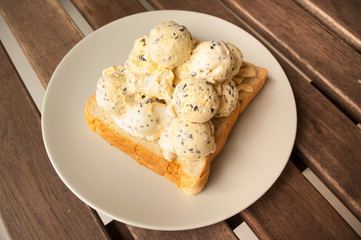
[0,43,109,239]
[242,161,359,240]
[286,52,361,221]
[293,0,361,52]
[126,222,238,240]
[0,0,83,86]
[220,0,361,123]
[147,0,242,26]
[70,0,147,30]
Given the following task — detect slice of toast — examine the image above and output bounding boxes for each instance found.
[85,63,268,195]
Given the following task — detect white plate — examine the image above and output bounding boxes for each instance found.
[42,10,297,230]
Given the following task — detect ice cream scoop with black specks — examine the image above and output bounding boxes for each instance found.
[125,35,175,102]
[170,78,220,123]
[112,100,170,140]
[214,78,239,117]
[175,40,243,85]
[146,21,194,68]
[95,68,132,115]
[166,118,216,159]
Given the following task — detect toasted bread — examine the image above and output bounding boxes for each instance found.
[85,63,267,194]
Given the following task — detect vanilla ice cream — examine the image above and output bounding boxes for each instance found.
[113,100,171,140]
[170,78,220,123]
[95,21,247,161]
[167,118,216,159]
[227,43,243,77]
[176,40,239,85]
[102,65,126,78]
[214,78,239,117]
[146,21,194,68]
[95,70,131,115]
[125,35,175,102]
[159,128,177,161]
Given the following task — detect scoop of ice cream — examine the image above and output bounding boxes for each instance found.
[102,65,126,78]
[227,43,243,77]
[95,71,131,115]
[125,35,175,102]
[214,79,239,117]
[159,128,177,161]
[113,100,169,140]
[146,21,194,68]
[171,78,219,123]
[175,40,234,85]
[167,118,216,159]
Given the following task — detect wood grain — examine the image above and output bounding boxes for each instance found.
[242,161,359,240]
[0,0,83,86]
[127,222,237,240]
[0,43,109,239]
[70,0,146,30]
[226,2,361,220]
[147,0,242,26]
[220,0,361,123]
[293,0,361,52]
[285,53,361,221]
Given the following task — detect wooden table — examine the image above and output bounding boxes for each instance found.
[1,0,360,239]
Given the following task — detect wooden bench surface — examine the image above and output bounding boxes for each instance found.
[0,0,360,239]
[293,0,361,52]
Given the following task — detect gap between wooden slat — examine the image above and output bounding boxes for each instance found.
[0,14,44,112]
[0,218,10,240]
[58,0,93,36]
[234,222,259,240]
[302,168,361,236]
[138,0,156,11]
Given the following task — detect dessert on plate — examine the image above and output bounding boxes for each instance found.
[85,21,268,195]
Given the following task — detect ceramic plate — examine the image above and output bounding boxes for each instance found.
[42,10,297,230]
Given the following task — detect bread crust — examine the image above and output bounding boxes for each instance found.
[85,65,267,194]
